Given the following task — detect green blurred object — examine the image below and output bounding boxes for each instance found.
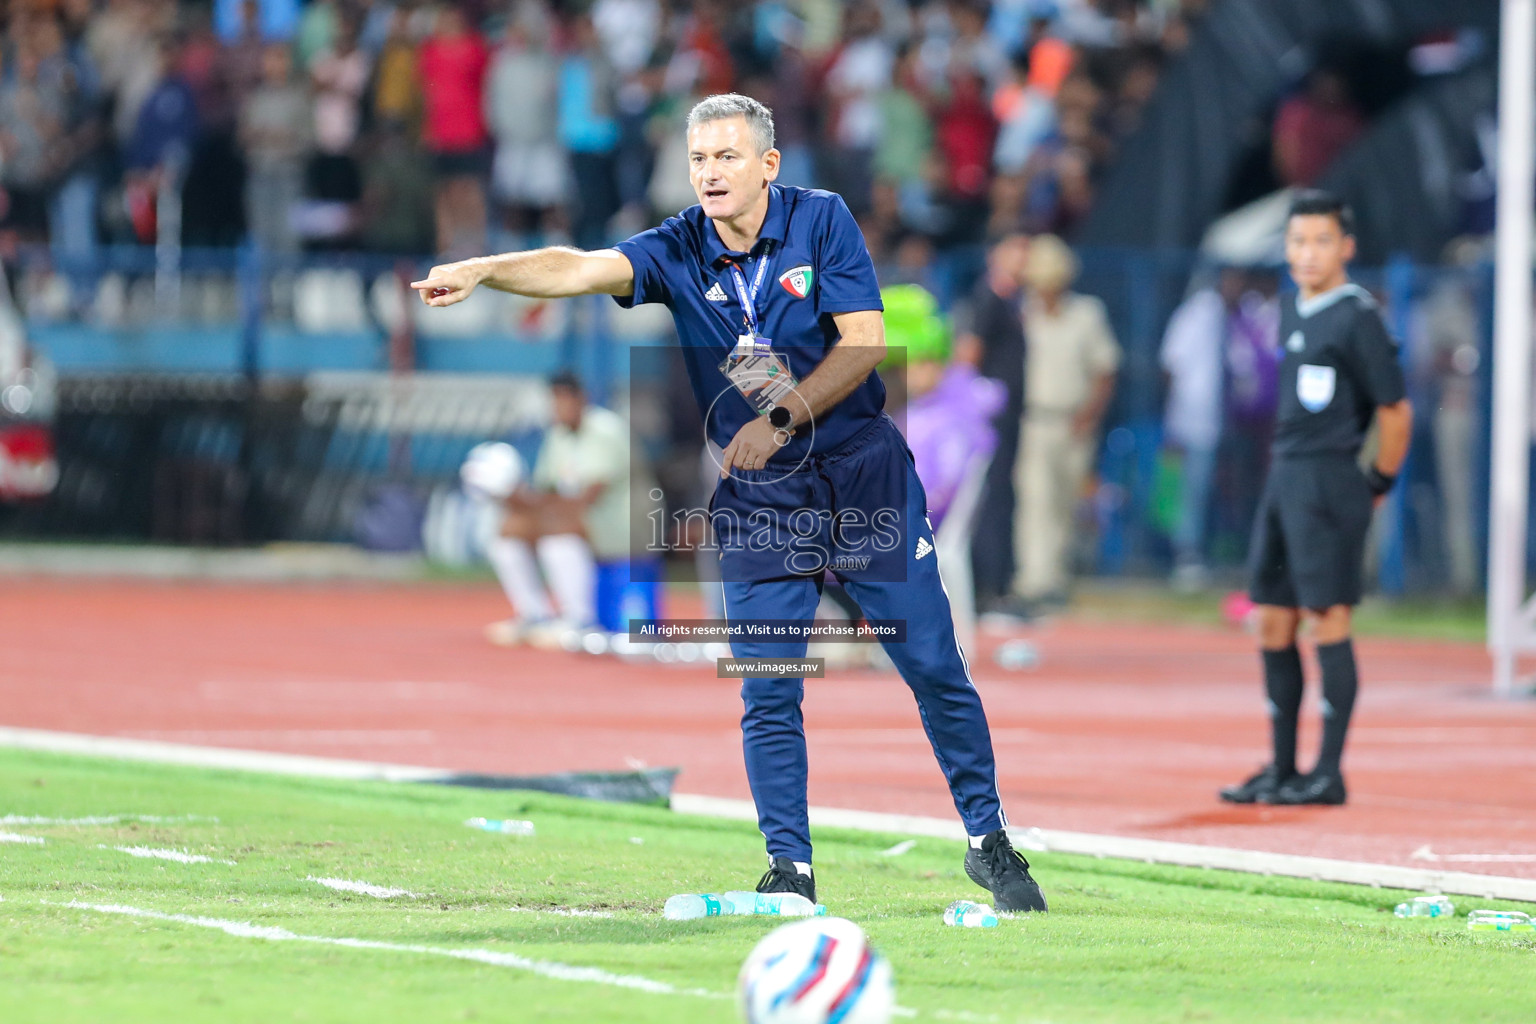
[879,284,950,369]
[1151,448,1184,536]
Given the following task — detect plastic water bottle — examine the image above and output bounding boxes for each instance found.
[663,894,725,920]
[465,817,535,836]
[1467,909,1535,932]
[722,891,826,917]
[943,900,999,927]
[1393,895,1454,918]
[993,640,1040,671]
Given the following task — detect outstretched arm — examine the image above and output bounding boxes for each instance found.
[411,247,636,306]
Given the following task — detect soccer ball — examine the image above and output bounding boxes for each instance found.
[737,917,895,1024]
[460,442,525,501]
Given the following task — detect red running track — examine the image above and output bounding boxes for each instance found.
[5,578,1535,877]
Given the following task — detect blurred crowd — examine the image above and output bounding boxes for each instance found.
[0,0,1210,263]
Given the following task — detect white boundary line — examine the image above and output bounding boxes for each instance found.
[58,901,719,998]
[0,831,44,844]
[6,724,1536,904]
[508,905,615,919]
[308,876,419,899]
[2,814,217,826]
[104,845,235,865]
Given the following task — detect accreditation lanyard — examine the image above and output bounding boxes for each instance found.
[718,242,797,416]
[726,242,775,353]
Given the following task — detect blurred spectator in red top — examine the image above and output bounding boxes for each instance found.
[420,8,490,157]
[1272,68,1364,187]
[419,5,491,257]
[676,0,734,98]
[936,70,996,203]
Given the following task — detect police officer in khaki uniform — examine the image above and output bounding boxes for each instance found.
[1011,234,1120,609]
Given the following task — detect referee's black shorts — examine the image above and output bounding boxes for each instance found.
[1246,454,1375,610]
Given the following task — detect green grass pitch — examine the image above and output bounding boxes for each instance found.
[0,748,1532,1023]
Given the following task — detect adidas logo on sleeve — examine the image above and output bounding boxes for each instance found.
[915,537,933,560]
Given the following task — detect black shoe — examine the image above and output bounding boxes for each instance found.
[1219,765,1293,804]
[757,856,816,904]
[1271,770,1347,806]
[979,595,1041,625]
[964,830,1048,913]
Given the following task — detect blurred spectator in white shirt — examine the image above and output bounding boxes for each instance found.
[1160,267,1243,587]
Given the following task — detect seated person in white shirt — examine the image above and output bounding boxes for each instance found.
[484,371,632,646]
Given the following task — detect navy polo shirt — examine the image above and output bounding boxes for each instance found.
[613,184,886,458]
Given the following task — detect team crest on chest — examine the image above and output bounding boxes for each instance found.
[1286,330,1305,352]
[778,265,813,299]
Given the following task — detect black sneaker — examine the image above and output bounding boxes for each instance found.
[979,595,1041,625]
[1219,765,1292,804]
[1271,770,1347,806]
[964,830,1048,913]
[757,856,816,904]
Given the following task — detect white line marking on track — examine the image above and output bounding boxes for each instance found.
[2,814,218,826]
[61,901,722,998]
[508,906,614,918]
[0,832,44,844]
[125,730,436,747]
[308,876,418,898]
[0,726,451,783]
[104,845,236,865]
[1411,845,1536,864]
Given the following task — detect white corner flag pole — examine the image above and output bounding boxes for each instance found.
[1488,0,1536,695]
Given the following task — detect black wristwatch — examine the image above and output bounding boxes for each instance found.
[1364,465,1397,496]
[768,405,794,430]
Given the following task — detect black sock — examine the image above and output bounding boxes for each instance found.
[1315,638,1358,775]
[1263,646,1305,776]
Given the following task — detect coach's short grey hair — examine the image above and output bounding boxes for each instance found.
[686,94,776,156]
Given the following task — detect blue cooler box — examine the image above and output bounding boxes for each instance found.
[595,558,663,633]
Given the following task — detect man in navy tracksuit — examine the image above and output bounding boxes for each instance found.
[414,93,1045,913]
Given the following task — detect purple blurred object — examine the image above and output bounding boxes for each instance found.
[904,365,1007,526]
[1226,295,1280,426]
[354,483,426,552]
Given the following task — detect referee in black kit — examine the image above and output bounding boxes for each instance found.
[1221,191,1412,807]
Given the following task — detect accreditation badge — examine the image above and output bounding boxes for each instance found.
[719,336,799,416]
[1296,363,1337,413]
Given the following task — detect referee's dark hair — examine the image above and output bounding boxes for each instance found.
[548,369,583,395]
[1288,189,1355,236]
